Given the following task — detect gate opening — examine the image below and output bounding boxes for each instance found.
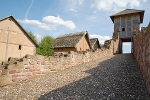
[122,42,131,54]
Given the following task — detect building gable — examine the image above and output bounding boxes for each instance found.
[0,18,24,34]
[90,38,100,50]
[0,16,39,47]
[76,33,91,51]
[0,15,39,61]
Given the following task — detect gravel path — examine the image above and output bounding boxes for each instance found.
[0,54,149,100]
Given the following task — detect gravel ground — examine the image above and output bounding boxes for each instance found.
[0,54,149,100]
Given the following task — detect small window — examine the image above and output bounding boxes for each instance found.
[122,28,125,32]
[19,45,21,50]
[80,48,81,51]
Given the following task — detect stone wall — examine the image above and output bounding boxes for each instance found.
[112,32,120,54]
[0,33,120,86]
[133,23,150,94]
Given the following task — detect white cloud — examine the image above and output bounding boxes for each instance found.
[18,19,54,30]
[18,16,76,30]
[89,34,111,44]
[42,16,76,30]
[93,11,97,13]
[91,0,147,11]
[79,0,84,5]
[67,0,84,12]
[70,9,77,12]
[87,15,97,21]
[34,33,42,41]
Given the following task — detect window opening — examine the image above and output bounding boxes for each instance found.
[19,45,21,50]
[122,28,125,32]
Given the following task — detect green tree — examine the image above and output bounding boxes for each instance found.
[36,36,55,56]
[28,31,38,43]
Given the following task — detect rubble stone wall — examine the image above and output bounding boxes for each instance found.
[133,23,150,94]
[0,33,120,86]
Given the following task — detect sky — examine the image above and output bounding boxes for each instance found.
[0,0,150,53]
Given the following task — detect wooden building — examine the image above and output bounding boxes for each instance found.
[110,9,144,53]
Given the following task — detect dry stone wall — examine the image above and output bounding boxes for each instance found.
[0,33,120,86]
[133,23,150,94]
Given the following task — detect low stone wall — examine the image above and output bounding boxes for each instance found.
[0,32,119,86]
[0,49,112,86]
[133,23,150,94]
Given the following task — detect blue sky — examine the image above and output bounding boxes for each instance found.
[0,0,150,53]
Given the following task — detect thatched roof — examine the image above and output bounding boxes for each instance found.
[110,9,144,23]
[52,31,91,48]
[103,40,112,49]
[0,15,39,47]
[90,38,100,48]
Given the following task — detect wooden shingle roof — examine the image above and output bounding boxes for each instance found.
[110,9,145,23]
[52,31,91,48]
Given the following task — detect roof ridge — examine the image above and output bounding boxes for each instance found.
[57,31,87,38]
[52,31,91,48]
[110,9,144,16]
[125,8,143,11]
[0,15,39,47]
[0,15,14,21]
[90,38,98,40]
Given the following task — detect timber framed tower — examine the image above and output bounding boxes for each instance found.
[110,9,144,53]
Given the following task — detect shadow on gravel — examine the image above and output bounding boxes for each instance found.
[38,54,149,100]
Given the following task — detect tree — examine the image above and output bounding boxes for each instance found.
[36,36,55,56]
[28,31,38,43]
[28,31,55,56]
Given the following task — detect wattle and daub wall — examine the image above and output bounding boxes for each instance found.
[0,34,119,86]
[133,23,150,94]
